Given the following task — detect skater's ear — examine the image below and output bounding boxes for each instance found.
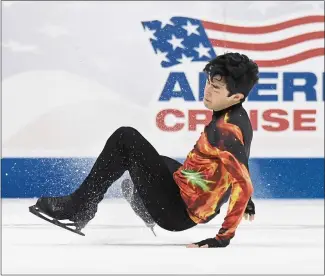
[228,93,244,103]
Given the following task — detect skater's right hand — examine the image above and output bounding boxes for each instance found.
[187,237,230,248]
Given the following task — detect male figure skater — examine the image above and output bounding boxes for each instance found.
[30,52,258,248]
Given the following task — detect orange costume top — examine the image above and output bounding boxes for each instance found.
[173,103,254,241]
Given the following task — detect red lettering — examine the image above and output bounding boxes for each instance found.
[262,109,289,131]
[156,108,317,132]
[294,110,316,131]
[249,110,258,131]
[188,110,212,131]
[156,109,184,131]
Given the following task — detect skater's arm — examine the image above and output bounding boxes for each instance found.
[214,121,254,241]
[188,120,254,248]
[187,170,254,248]
[187,129,254,248]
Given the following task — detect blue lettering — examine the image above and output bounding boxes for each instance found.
[283,72,317,101]
[159,71,324,102]
[247,72,278,101]
[159,72,195,101]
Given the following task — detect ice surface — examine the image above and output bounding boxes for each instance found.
[2,199,324,274]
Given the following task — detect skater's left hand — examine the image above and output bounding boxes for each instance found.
[244,197,255,221]
[186,237,230,248]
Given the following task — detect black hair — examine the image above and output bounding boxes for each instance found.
[203,52,259,101]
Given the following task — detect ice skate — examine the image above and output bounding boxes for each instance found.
[121,178,157,236]
[29,195,95,236]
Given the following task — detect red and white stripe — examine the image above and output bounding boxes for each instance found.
[202,15,324,67]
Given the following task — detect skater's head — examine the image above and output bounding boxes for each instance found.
[202,52,259,111]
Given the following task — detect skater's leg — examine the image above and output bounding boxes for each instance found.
[121,178,156,233]
[161,155,183,173]
[120,156,182,231]
[37,127,195,231]
[121,154,182,202]
[72,127,195,231]
[35,127,131,222]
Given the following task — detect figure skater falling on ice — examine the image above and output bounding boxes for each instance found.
[30,52,258,248]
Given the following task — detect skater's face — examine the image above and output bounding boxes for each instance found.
[203,75,244,111]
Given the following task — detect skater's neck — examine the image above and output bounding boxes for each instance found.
[212,102,242,118]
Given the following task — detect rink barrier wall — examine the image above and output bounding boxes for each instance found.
[1,157,324,199]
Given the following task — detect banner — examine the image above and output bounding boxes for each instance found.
[2,1,324,198]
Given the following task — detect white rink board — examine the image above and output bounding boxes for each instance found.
[2,1,324,158]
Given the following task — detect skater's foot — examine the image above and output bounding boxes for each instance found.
[121,179,156,231]
[35,196,76,220]
[29,204,86,236]
[35,195,97,226]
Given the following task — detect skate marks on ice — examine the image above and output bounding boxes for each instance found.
[3,199,324,249]
[3,222,191,247]
[3,223,322,249]
[3,222,323,230]
[2,199,324,274]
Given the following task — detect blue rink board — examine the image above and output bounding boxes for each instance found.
[1,158,324,198]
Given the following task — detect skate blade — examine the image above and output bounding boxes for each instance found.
[149,226,157,237]
[29,205,85,236]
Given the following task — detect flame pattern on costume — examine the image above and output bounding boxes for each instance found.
[173,106,253,241]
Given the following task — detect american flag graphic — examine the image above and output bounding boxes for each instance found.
[141,15,324,68]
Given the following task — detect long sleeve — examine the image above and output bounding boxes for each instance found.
[209,113,254,240]
[173,104,254,241]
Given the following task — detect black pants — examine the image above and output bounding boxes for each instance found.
[71,127,196,231]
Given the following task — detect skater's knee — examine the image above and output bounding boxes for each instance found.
[118,126,142,139]
[114,126,139,136]
[110,127,138,141]
[123,126,139,135]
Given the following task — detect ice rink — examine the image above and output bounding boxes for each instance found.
[2,198,324,274]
